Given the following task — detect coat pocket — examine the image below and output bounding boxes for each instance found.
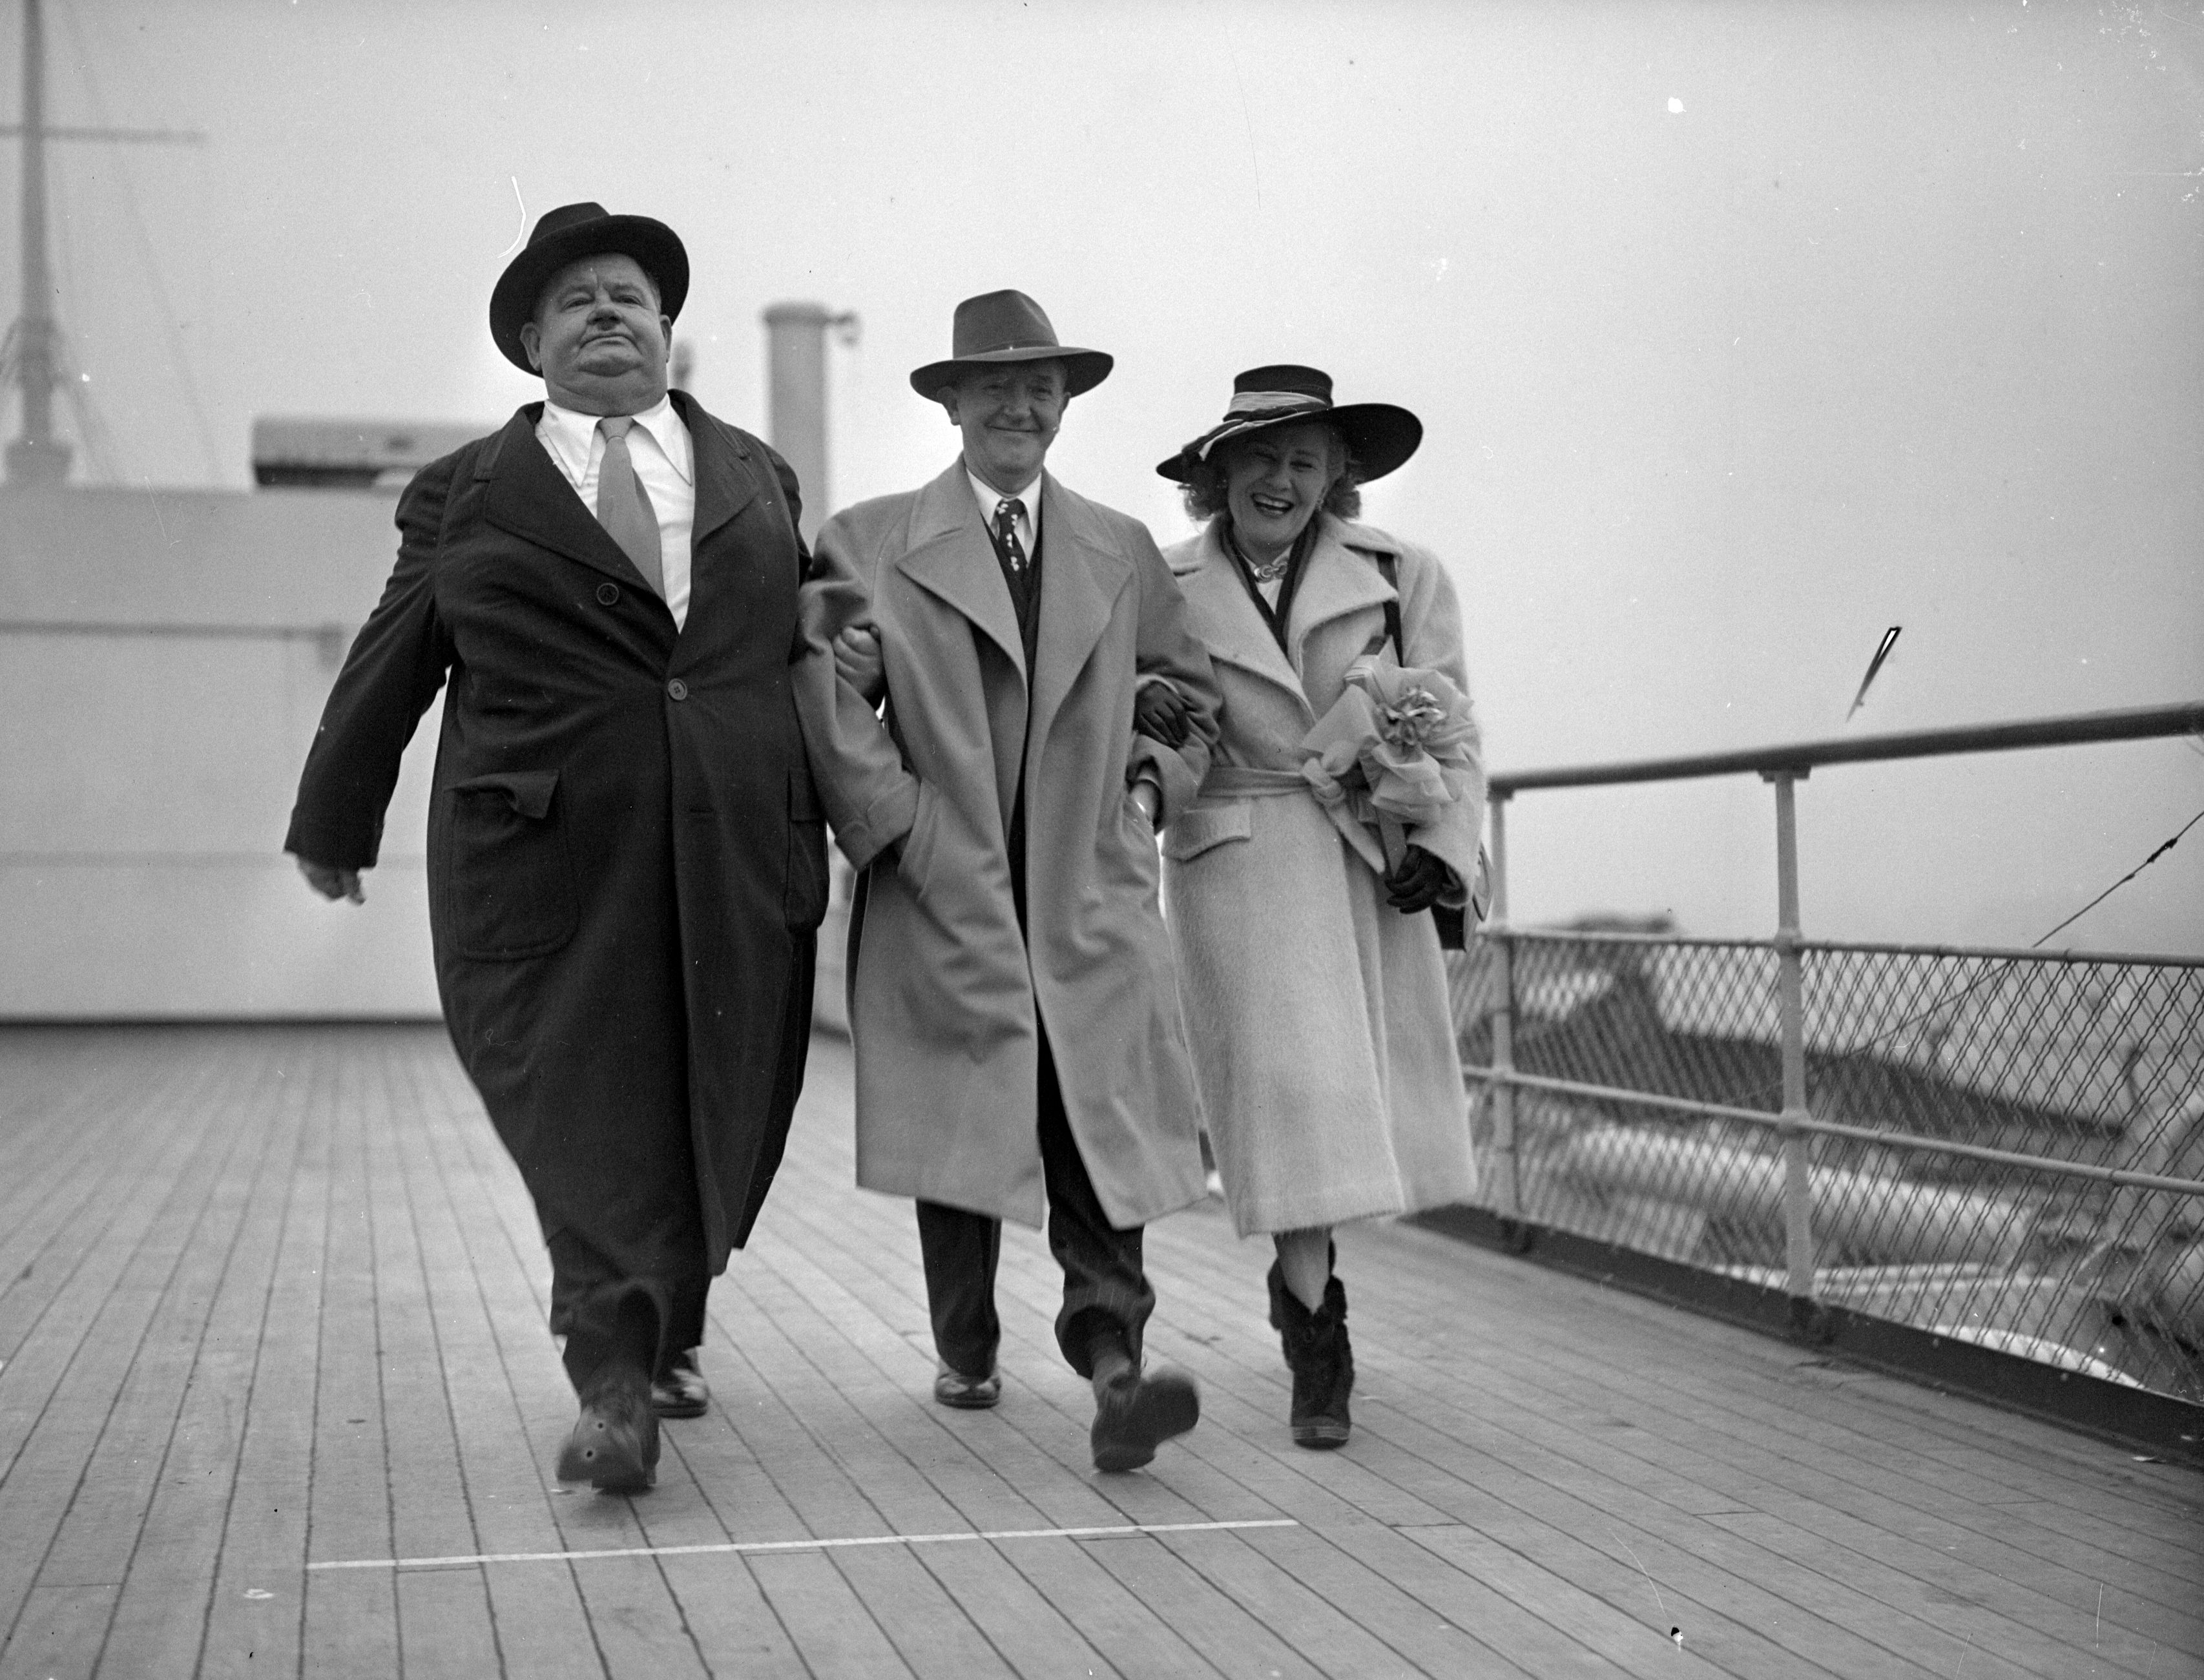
[1161,800,1254,863]
[896,780,943,900]
[444,769,577,960]
[784,765,831,931]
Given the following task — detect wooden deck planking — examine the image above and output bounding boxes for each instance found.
[1388,1264,2204,1658]
[294,1041,402,1680]
[1,1040,285,1680]
[0,1022,2196,1680]
[1363,1233,2203,1588]
[94,1044,317,1680]
[1338,1221,2204,1657]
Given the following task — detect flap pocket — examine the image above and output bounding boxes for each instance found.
[452,769,559,821]
[1161,801,1253,863]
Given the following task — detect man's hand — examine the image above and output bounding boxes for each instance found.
[1132,681,1190,749]
[834,623,886,705]
[1383,844,1456,915]
[1128,778,1161,825]
[296,856,366,904]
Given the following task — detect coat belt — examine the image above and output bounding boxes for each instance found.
[1197,765,1311,798]
[1193,763,1390,875]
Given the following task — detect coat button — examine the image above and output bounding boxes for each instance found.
[596,582,619,606]
[667,678,689,701]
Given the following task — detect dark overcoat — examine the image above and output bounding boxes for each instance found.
[286,394,827,1271]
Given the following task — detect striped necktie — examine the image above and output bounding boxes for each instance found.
[596,417,665,598]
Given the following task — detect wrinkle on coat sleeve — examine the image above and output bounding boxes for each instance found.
[284,458,459,870]
[1126,523,1220,823]
[1393,539,1486,889]
[793,511,921,870]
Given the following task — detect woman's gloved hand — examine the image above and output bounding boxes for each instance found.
[1133,681,1191,749]
[1384,844,1457,914]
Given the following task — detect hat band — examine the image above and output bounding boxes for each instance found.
[1222,390,1331,422]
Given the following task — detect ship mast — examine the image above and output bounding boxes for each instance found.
[5,0,62,481]
[3,0,199,485]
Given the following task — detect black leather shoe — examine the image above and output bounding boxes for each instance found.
[556,1389,659,1494]
[933,1361,1002,1409]
[652,1351,709,1419]
[1090,1367,1200,1472]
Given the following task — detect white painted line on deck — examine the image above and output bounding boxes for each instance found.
[308,1517,1300,1571]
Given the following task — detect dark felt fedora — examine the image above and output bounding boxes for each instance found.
[489,202,689,374]
[908,290,1112,399]
[1158,365,1422,484]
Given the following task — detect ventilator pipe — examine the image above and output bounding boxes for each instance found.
[1553,1128,2031,1268]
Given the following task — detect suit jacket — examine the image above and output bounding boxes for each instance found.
[286,393,827,1269]
[793,460,1219,1228]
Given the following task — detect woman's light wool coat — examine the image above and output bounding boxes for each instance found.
[1161,515,1484,1238]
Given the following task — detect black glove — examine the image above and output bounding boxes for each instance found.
[1384,844,1457,914]
[1133,682,1191,749]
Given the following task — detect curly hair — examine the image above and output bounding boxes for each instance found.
[1177,423,1363,523]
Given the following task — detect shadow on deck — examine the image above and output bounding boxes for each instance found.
[0,1024,2197,1679]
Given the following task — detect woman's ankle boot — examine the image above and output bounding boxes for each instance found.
[1267,1262,1353,1449]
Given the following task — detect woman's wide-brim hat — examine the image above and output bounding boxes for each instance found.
[1157,365,1422,484]
[909,290,1112,399]
[490,202,690,374]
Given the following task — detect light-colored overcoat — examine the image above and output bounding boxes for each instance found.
[1160,513,1484,1238]
[795,461,1221,1230]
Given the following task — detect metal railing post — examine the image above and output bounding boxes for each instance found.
[1764,769,1817,1298]
[1485,792,1519,1218]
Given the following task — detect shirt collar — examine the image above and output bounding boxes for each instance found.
[540,393,692,484]
[966,466,1042,530]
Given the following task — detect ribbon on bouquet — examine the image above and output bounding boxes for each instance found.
[1299,656,1477,872]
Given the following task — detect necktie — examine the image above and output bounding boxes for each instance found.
[596,417,665,599]
[995,497,1029,576]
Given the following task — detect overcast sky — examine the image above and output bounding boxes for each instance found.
[17,0,2204,951]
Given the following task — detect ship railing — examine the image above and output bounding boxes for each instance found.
[1450,702,2204,1405]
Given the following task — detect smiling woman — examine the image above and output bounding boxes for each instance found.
[1149,362,1484,1453]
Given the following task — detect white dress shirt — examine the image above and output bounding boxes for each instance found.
[538,395,696,630]
[967,467,1041,561]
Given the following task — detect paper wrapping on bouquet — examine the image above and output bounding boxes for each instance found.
[1299,656,1476,873]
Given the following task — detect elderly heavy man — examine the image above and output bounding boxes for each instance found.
[287,203,826,1493]
[796,291,1222,1471]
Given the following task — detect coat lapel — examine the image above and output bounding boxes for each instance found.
[480,404,662,598]
[1177,523,1308,710]
[676,393,760,552]
[895,462,1028,683]
[1028,475,1131,756]
[1287,515,1398,674]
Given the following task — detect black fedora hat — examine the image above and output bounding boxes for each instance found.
[1158,365,1422,484]
[909,290,1112,399]
[489,202,689,374]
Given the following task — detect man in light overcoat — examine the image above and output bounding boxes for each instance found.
[795,290,1222,1471]
[287,203,826,1493]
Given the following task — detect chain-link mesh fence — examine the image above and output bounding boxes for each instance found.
[1450,933,2204,1400]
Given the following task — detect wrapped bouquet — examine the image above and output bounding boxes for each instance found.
[1299,655,1477,870]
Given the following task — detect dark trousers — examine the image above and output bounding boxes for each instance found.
[548,1227,708,1398]
[542,933,816,1401]
[919,1027,1155,1382]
